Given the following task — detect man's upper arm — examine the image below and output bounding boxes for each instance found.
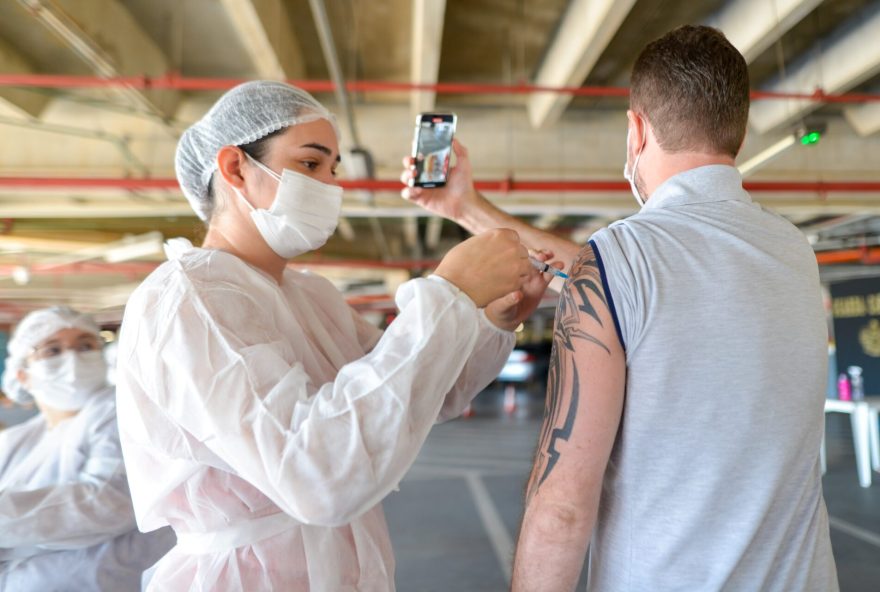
[526,244,626,508]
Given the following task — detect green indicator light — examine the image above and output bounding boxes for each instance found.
[800,131,821,145]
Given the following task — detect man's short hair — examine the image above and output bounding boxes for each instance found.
[630,25,750,158]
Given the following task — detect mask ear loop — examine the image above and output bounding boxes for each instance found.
[244,151,282,182]
[234,152,282,212]
[631,116,648,206]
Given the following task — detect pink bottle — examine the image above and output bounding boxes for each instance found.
[837,374,852,401]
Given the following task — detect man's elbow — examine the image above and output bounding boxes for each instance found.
[526,499,594,544]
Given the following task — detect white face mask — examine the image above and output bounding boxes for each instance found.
[236,153,344,259]
[623,121,647,207]
[26,350,108,411]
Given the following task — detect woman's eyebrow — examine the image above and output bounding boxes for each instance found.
[301,142,342,163]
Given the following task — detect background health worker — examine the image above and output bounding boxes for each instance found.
[0,306,174,591]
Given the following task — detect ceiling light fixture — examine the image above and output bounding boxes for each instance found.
[738,122,826,178]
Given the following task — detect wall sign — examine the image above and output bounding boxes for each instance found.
[831,277,880,395]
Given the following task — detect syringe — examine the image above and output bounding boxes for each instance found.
[529,257,569,280]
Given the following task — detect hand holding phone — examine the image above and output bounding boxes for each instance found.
[409,113,457,188]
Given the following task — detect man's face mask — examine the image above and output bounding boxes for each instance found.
[235,152,344,259]
[26,350,108,411]
[623,117,647,207]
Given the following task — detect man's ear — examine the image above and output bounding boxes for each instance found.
[626,110,648,153]
[17,368,28,389]
[216,146,247,190]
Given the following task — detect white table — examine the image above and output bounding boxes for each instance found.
[822,396,880,488]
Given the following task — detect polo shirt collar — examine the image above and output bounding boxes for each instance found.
[642,165,752,211]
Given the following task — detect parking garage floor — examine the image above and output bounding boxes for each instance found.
[385,390,880,591]
[2,389,876,590]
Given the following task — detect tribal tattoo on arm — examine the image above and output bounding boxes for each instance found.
[525,247,612,503]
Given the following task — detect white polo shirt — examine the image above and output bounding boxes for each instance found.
[587,165,838,591]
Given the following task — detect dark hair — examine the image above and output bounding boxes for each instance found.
[630,25,750,158]
[204,127,288,222]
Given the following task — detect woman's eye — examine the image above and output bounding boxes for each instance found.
[302,161,318,170]
[36,345,62,359]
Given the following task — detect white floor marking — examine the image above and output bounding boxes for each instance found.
[829,516,880,548]
[464,471,515,584]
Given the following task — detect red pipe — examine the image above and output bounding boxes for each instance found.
[815,247,880,265]
[0,73,878,104]
[0,247,871,280]
[0,176,878,193]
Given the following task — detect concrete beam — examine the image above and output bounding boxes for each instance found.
[844,100,880,137]
[0,199,195,219]
[219,0,306,80]
[410,0,446,114]
[0,36,51,119]
[527,0,636,129]
[749,3,880,134]
[18,0,180,120]
[0,191,878,220]
[707,0,822,63]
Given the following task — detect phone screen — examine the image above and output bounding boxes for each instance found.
[411,113,456,188]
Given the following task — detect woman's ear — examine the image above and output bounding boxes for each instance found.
[216,146,247,190]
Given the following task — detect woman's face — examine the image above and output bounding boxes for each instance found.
[28,328,102,364]
[18,327,102,386]
[245,119,341,210]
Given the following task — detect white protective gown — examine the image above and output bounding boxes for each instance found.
[115,240,515,591]
[0,387,176,590]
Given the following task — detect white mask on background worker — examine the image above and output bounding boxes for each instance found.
[26,350,108,411]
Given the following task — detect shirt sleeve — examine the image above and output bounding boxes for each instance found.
[130,275,488,528]
[589,225,649,356]
[0,403,136,552]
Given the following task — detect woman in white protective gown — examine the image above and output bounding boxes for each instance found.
[115,81,557,590]
[0,306,174,590]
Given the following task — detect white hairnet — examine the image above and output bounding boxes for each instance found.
[175,81,338,221]
[2,306,101,404]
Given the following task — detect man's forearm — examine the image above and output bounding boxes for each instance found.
[512,499,593,591]
[459,191,581,272]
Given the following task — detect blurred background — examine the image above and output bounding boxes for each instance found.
[0,0,879,589]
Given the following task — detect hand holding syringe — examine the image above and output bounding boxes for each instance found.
[529,256,569,280]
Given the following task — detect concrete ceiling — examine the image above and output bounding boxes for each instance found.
[0,0,879,320]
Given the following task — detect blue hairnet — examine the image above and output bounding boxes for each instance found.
[175,81,338,221]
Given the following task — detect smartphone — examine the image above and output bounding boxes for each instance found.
[410,113,457,188]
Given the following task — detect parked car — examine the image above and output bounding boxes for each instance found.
[495,342,552,392]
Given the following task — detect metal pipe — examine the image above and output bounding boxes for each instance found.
[0,176,878,193]
[0,73,878,104]
[0,116,149,176]
[306,0,391,258]
[815,247,880,265]
[16,1,173,130]
[308,0,360,146]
